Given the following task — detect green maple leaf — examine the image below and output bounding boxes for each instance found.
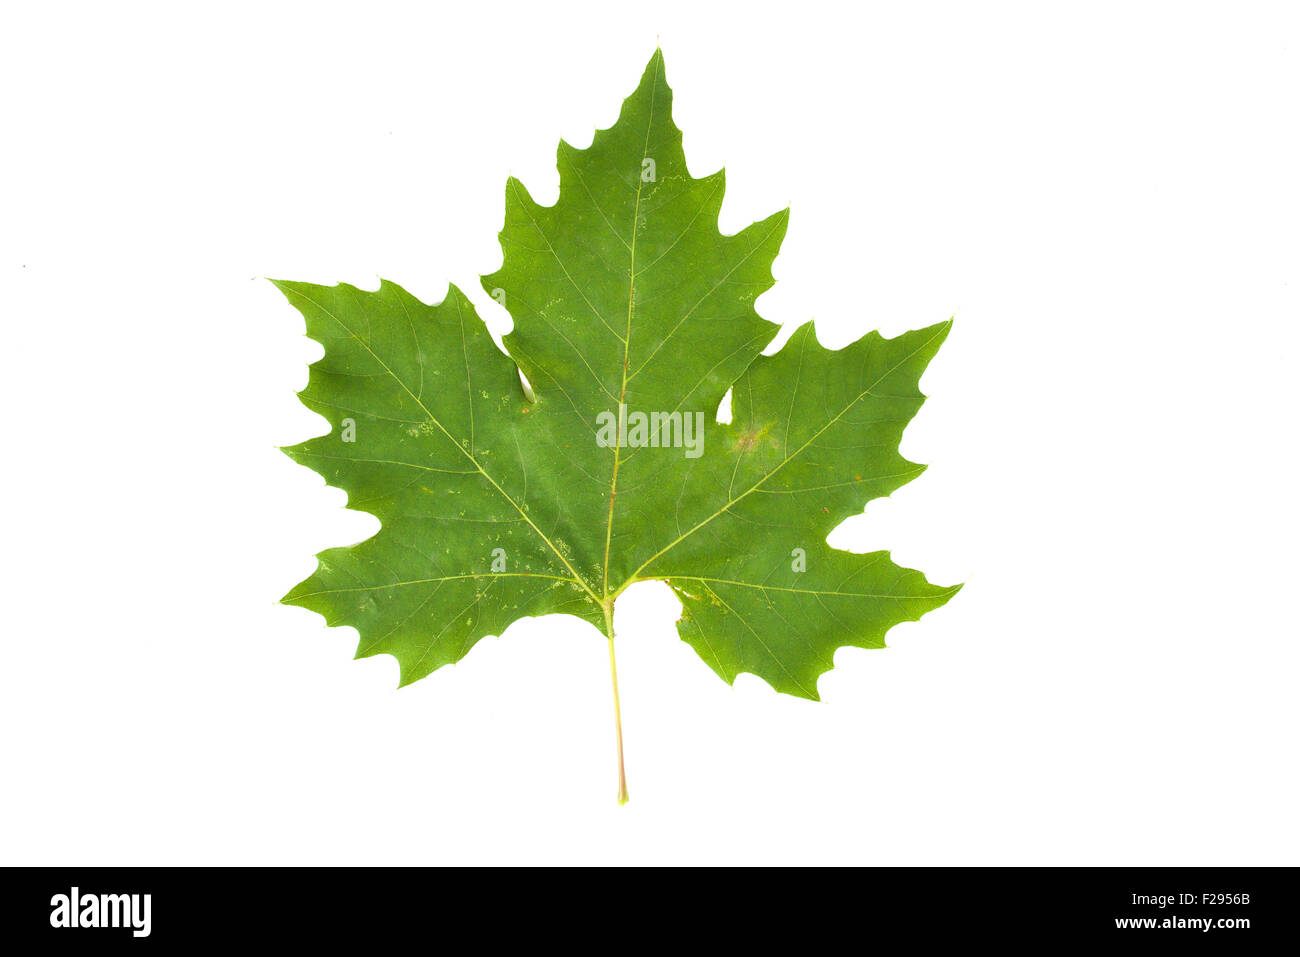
[275,50,959,802]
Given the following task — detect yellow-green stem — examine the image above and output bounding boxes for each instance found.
[602,602,629,805]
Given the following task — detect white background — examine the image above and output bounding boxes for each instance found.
[2,1,1297,865]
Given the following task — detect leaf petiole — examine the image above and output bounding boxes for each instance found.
[602,602,629,806]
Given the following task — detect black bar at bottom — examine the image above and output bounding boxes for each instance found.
[2,866,1291,947]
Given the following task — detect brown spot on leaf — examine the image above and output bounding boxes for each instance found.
[733,425,768,452]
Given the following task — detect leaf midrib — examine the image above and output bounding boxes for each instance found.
[601,54,660,604]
